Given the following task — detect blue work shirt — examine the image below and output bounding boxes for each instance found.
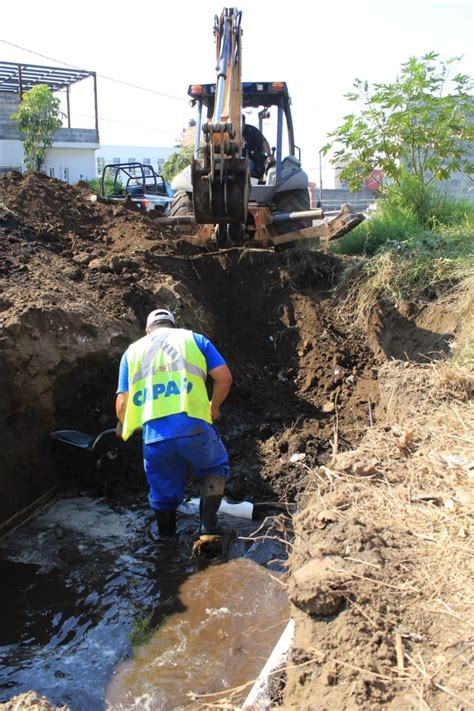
[117,329,226,443]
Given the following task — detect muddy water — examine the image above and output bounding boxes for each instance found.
[0,496,288,710]
[106,560,288,710]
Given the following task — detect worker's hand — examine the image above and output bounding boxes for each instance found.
[264,155,275,170]
[211,404,221,422]
[115,421,123,439]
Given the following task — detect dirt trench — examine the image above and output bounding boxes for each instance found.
[0,172,381,526]
[3,174,470,711]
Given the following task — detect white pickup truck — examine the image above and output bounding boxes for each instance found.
[100,163,172,214]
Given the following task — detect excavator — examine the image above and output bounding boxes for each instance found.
[156,7,364,248]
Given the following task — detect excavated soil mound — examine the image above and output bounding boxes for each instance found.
[0,170,181,253]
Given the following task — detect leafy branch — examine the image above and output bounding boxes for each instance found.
[323,53,474,220]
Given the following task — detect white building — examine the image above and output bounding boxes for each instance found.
[0,61,99,182]
[95,145,176,177]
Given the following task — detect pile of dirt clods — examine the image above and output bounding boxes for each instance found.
[1,173,472,710]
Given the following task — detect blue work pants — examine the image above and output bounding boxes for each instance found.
[143,426,230,511]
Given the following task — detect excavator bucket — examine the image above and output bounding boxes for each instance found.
[192,156,249,225]
[190,7,248,226]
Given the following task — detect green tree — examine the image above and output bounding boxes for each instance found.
[161,145,194,183]
[324,53,474,221]
[11,84,63,171]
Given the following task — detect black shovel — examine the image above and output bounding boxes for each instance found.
[50,428,117,451]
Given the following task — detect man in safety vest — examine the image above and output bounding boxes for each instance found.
[115,308,233,541]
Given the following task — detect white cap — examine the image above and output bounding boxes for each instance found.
[146,308,176,329]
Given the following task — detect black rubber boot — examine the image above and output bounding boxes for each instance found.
[199,475,227,536]
[155,509,177,540]
[199,495,225,535]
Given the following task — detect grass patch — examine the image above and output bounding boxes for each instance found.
[330,204,423,256]
[336,249,473,333]
[331,198,474,258]
[364,246,473,301]
[129,613,156,647]
[333,196,474,324]
[83,176,125,197]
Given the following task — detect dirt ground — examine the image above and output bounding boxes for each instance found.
[282,357,473,710]
[1,173,472,710]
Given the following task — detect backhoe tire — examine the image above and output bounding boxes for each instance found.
[272,188,311,236]
[169,190,195,235]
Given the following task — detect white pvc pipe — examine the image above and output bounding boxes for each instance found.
[178,497,254,520]
[219,499,253,519]
[241,618,295,709]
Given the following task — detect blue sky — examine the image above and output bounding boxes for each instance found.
[1,0,473,184]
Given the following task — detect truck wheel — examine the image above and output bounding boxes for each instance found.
[169,190,194,235]
[272,189,311,236]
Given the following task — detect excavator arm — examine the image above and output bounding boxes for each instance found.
[191,8,249,225]
[161,7,366,248]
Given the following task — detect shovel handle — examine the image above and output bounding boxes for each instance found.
[91,428,117,450]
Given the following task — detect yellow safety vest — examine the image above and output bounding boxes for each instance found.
[121,328,212,441]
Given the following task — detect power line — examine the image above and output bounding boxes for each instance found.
[75,111,181,137]
[0,38,188,102]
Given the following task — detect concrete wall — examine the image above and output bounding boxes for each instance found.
[0,94,22,141]
[0,123,99,144]
[0,92,20,122]
[0,90,98,180]
[443,175,474,200]
[312,188,379,211]
[0,91,99,143]
[321,180,473,208]
[0,139,23,170]
[0,141,96,182]
[43,148,96,182]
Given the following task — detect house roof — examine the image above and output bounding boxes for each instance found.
[0,61,93,94]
